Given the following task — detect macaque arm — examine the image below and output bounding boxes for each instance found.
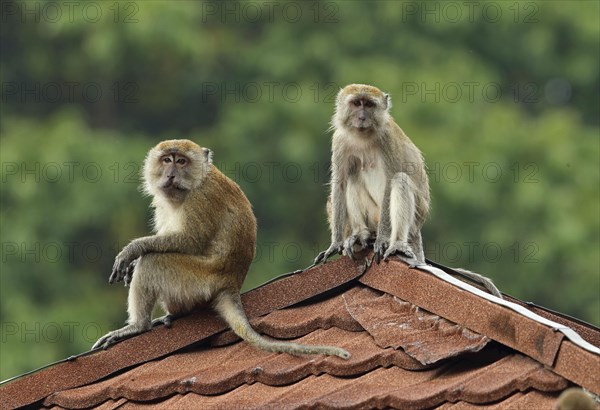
[110,234,200,284]
[330,172,347,244]
[315,167,347,264]
[127,234,201,257]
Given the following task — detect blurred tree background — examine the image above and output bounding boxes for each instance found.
[1,1,598,380]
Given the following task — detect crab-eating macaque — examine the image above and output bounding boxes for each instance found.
[93,139,350,359]
[315,84,430,265]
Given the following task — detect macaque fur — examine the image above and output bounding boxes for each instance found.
[93,139,350,359]
[555,388,598,410]
[316,84,430,264]
[315,84,502,299]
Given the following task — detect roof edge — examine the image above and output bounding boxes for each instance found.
[418,263,600,356]
[360,259,600,393]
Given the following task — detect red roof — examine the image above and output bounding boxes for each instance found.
[1,255,599,409]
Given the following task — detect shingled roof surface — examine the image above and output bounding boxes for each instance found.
[2,255,599,409]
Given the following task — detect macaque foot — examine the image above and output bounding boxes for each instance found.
[383,241,416,262]
[373,239,389,264]
[343,232,370,260]
[314,241,344,264]
[152,314,175,328]
[92,324,147,350]
[92,331,122,350]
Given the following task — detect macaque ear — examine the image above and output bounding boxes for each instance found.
[203,148,213,164]
[384,93,392,111]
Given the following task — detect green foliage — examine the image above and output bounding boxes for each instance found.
[1,1,598,380]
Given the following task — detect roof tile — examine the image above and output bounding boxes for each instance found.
[211,287,363,346]
[522,302,600,347]
[343,286,489,364]
[1,257,367,409]
[435,390,560,409]
[6,254,599,410]
[553,340,600,392]
[97,398,128,409]
[455,354,568,402]
[44,327,429,408]
[141,360,565,410]
[360,259,565,366]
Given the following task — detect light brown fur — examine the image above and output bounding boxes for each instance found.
[93,139,350,359]
[555,388,598,410]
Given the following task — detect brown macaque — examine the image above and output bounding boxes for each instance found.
[93,139,350,360]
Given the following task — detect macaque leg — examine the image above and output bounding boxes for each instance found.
[93,257,157,349]
[344,179,372,257]
[94,254,223,349]
[384,172,418,261]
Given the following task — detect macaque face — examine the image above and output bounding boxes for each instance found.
[143,139,212,201]
[158,152,192,198]
[347,96,379,131]
[335,85,389,133]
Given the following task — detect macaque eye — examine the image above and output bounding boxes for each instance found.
[352,100,361,107]
[176,158,186,165]
[162,157,172,164]
[365,100,375,108]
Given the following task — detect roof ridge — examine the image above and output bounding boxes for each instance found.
[359,258,600,393]
[417,263,600,356]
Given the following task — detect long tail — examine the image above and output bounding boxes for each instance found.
[213,291,351,359]
[454,268,502,298]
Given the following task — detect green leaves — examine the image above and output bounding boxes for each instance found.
[1,0,598,380]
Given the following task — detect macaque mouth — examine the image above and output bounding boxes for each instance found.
[162,179,186,191]
[353,119,373,131]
